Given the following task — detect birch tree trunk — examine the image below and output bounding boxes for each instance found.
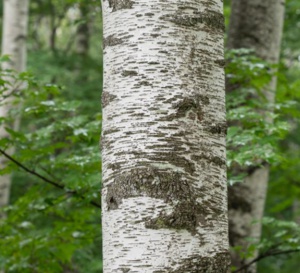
[101,0,230,272]
[0,0,29,214]
[227,1,285,272]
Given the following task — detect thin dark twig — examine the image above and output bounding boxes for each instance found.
[233,248,300,273]
[0,148,101,209]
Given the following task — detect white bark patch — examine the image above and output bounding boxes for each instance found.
[101,0,229,271]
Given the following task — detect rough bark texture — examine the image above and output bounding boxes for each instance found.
[0,0,29,214]
[227,1,285,272]
[101,0,230,272]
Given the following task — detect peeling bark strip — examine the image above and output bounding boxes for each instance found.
[101,0,230,272]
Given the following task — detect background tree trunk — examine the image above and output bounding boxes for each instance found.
[101,0,230,272]
[0,0,29,214]
[227,1,285,272]
[76,3,90,57]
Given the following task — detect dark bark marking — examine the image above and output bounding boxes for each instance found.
[134,80,152,87]
[214,59,226,67]
[204,122,227,135]
[109,196,118,210]
[108,0,134,12]
[173,97,203,121]
[191,154,226,168]
[148,61,160,65]
[103,128,120,136]
[151,33,160,38]
[145,12,155,17]
[171,95,210,122]
[102,91,117,108]
[106,168,224,234]
[103,35,123,48]
[145,200,209,234]
[160,10,224,31]
[122,70,138,77]
[170,252,231,273]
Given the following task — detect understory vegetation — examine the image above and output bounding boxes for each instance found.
[0,0,300,272]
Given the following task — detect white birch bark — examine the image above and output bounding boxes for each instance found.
[0,0,29,213]
[227,1,285,272]
[101,0,230,272]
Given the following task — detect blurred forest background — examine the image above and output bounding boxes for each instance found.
[0,0,300,272]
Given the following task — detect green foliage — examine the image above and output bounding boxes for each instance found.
[0,67,101,272]
[0,0,103,271]
[225,49,290,185]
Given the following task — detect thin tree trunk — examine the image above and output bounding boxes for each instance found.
[227,1,285,272]
[101,0,230,272]
[0,0,29,213]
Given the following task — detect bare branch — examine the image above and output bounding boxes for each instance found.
[233,248,300,273]
[0,148,101,209]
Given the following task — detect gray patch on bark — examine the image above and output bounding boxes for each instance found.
[145,12,155,17]
[102,91,117,108]
[134,80,152,87]
[214,59,227,67]
[191,154,226,168]
[160,10,224,31]
[204,122,227,135]
[165,95,210,122]
[122,70,138,77]
[103,35,123,48]
[170,252,231,273]
[106,168,224,234]
[108,0,134,12]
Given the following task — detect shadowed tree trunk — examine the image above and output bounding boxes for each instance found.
[76,3,90,57]
[227,1,285,272]
[101,0,230,272]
